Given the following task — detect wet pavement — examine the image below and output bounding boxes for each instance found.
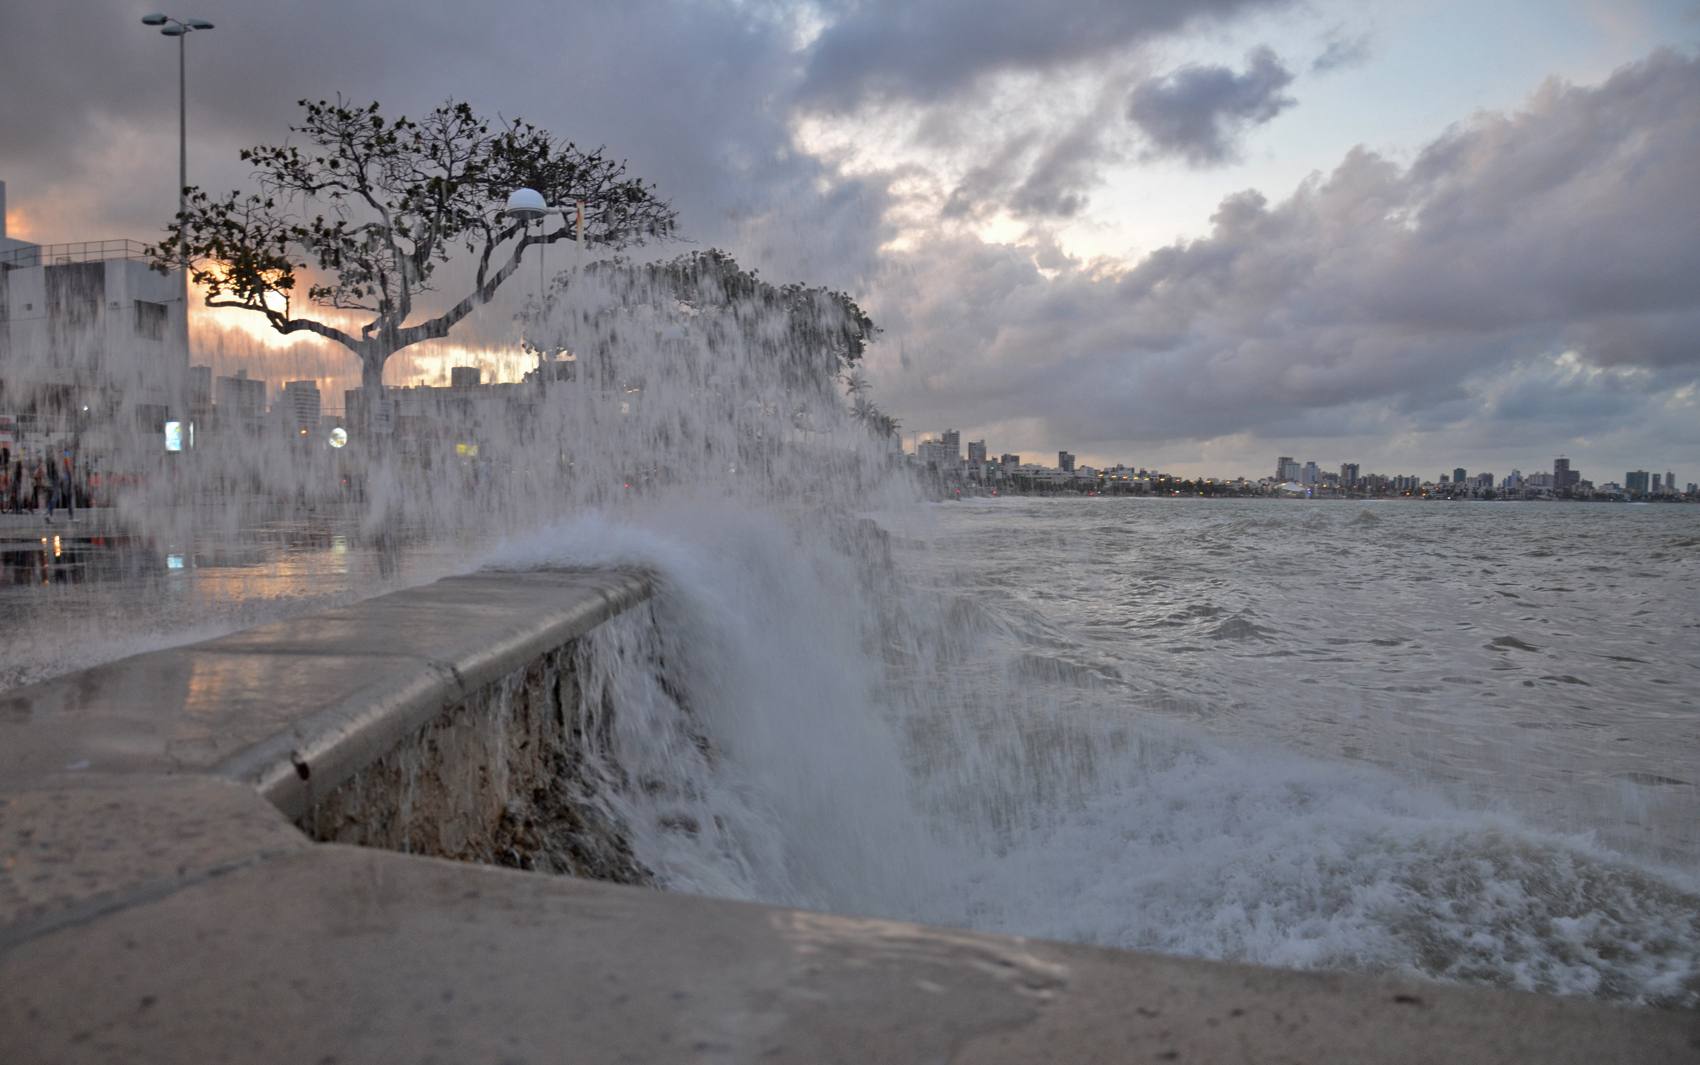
[0,511,471,693]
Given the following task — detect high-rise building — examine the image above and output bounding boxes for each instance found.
[282,380,322,435]
[916,437,952,468]
[1058,451,1075,472]
[187,365,212,407]
[1302,461,1318,485]
[1453,467,1467,485]
[1342,463,1361,488]
[1276,456,1293,480]
[1000,453,1019,468]
[1554,457,1579,490]
[1666,471,1676,492]
[1626,470,1650,494]
[967,440,987,465]
[216,370,268,433]
[450,366,482,388]
[187,365,213,429]
[941,429,960,462]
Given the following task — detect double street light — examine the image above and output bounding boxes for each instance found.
[139,13,213,348]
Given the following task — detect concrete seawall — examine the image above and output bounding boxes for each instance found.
[2,568,1695,1063]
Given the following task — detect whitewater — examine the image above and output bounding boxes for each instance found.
[477,494,1699,1010]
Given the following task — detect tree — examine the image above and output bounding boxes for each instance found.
[550,249,881,399]
[844,370,900,439]
[152,97,676,422]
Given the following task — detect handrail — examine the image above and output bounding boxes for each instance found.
[0,239,157,268]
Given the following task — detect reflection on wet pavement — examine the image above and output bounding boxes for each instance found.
[0,518,470,693]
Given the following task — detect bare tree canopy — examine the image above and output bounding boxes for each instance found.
[151,97,677,412]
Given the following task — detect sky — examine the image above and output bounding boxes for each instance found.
[2,0,1698,481]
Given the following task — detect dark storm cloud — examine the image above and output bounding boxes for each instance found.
[940,110,1119,222]
[1126,47,1296,165]
[0,0,867,278]
[798,0,1289,107]
[873,50,1700,457]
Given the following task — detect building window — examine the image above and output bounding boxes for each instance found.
[135,300,169,340]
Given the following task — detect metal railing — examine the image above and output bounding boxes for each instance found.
[0,239,158,269]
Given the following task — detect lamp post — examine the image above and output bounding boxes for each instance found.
[504,189,584,389]
[140,13,213,366]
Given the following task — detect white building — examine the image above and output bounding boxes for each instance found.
[0,180,188,432]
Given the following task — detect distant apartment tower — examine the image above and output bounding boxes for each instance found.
[1341,463,1361,488]
[941,429,961,462]
[1275,456,1293,481]
[1000,453,1019,468]
[187,365,212,407]
[967,440,987,465]
[916,435,959,468]
[1626,470,1651,494]
[1453,467,1466,485]
[215,370,267,433]
[282,380,322,434]
[187,365,213,427]
[1302,461,1319,485]
[1058,451,1075,473]
[450,366,482,388]
[1553,457,1579,491]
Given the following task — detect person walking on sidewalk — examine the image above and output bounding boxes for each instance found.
[31,455,47,515]
[45,449,77,525]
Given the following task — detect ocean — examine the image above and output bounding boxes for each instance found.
[489,493,1700,1009]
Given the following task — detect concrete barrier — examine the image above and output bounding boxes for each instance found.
[2,568,1695,1063]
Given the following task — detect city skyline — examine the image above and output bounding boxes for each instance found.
[907,427,1689,492]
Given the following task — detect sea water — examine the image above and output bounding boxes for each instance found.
[489,494,1699,1008]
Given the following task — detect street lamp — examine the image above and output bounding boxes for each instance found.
[503,187,585,286]
[504,189,584,386]
[140,13,214,354]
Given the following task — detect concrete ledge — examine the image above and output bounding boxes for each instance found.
[211,568,651,819]
[2,568,1696,1063]
[0,567,650,804]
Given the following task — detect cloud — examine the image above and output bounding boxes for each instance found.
[1126,46,1297,166]
[870,49,1700,472]
[798,0,1289,108]
[1311,33,1372,73]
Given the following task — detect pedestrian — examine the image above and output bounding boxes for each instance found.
[46,450,76,525]
[31,456,47,515]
